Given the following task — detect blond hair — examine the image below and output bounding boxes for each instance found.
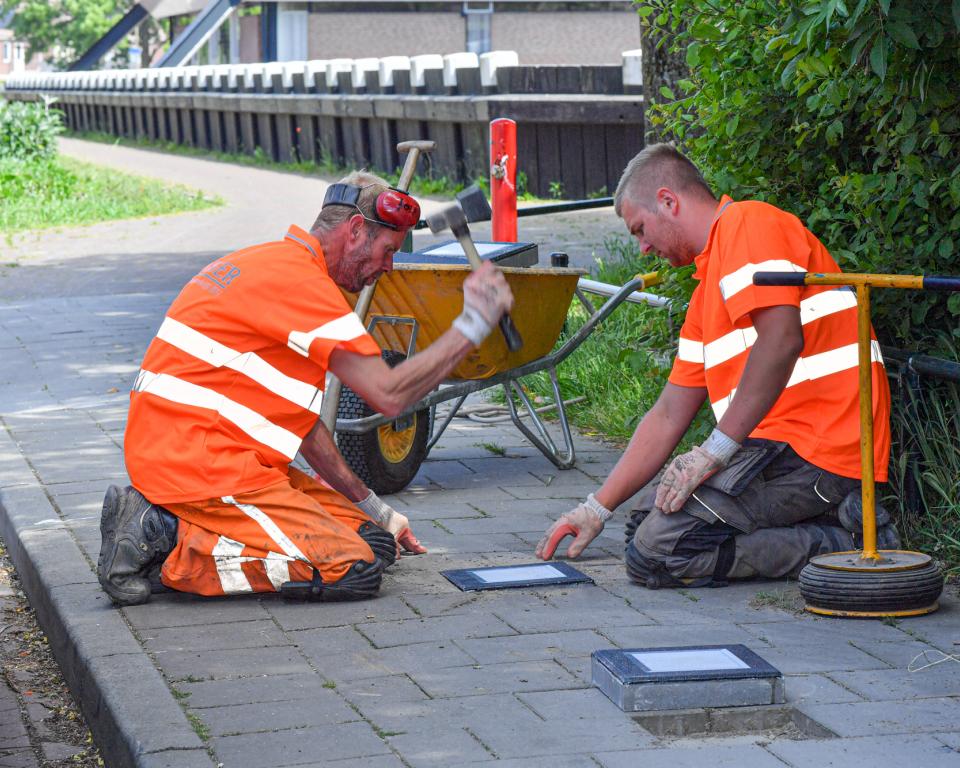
[613,143,715,216]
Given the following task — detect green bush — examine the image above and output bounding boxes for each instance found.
[0,98,63,162]
[641,0,960,356]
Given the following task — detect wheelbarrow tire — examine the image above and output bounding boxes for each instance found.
[337,350,430,495]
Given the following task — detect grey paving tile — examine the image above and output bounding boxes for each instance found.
[596,744,787,768]
[137,749,217,768]
[519,687,628,721]
[936,732,960,750]
[123,596,274,629]
[828,666,960,701]
[768,734,960,767]
[599,622,768,649]
[339,674,432,705]
[155,645,312,683]
[439,512,556,535]
[798,697,960,737]
[456,629,607,664]
[409,659,581,698]
[354,613,518,648]
[278,758,406,768]
[782,673,865,705]
[265,595,420,631]
[383,720,495,767]
[210,721,391,767]
[181,673,337,708]
[142,620,289,654]
[190,695,360,737]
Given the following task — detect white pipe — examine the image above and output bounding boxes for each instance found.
[577,278,672,308]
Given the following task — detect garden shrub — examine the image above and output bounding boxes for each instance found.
[640,0,960,356]
[0,98,63,162]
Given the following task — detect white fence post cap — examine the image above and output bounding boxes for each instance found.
[442,51,479,87]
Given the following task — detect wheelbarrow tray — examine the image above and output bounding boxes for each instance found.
[343,264,585,381]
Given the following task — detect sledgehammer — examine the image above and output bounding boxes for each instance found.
[426,187,524,352]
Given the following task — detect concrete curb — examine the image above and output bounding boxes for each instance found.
[0,425,213,768]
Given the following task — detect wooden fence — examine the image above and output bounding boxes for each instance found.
[5,57,646,199]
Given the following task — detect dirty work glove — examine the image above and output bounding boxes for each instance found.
[356,491,428,556]
[654,428,740,514]
[453,262,515,346]
[536,493,612,561]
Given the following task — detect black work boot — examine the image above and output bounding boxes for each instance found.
[357,521,397,567]
[98,485,178,606]
[837,491,901,550]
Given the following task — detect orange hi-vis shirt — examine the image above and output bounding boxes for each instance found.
[668,197,891,481]
[124,225,382,504]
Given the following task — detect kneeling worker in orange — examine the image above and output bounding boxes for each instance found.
[98,171,514,605]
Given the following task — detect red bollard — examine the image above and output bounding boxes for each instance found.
[490,118,517,242]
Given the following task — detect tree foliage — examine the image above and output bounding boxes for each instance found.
[640,0,960,354]
[2,0,126,68]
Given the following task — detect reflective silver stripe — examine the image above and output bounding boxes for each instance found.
[702,289,859,370]
[785,341,882,388]
[288,313,368,357]
[157,317,323,414]
[213,536,253,594]
[133,370,302,459]
[222,496,309,563]
[718,259,806,301]
[284,231,318,259]
[677,337,704,364]
[704,327,758,370]
[263,553,292,590]
[709,341,883,420]
[711,387,737,421]
[799,286,857,324]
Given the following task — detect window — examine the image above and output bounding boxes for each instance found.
[463,1,492,55]
[2,42,10,64]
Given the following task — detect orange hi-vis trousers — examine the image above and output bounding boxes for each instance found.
[159,468,375,596]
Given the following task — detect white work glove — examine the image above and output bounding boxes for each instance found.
[453,262,515,346]
[356,491,427,555]
[654,428,740,514]
[535,493,613,560]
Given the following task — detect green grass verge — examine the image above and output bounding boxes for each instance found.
[514,235,713,448]
[0,154,220,232]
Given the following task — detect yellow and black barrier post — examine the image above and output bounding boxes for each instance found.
[752,271,960,618]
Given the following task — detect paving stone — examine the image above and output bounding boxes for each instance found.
[490,595,654,633]
[781,673,864,705]
[599,622,768,650]
[277,757,406,768]
[935,732,960,750]
[354,613,518,648]
[767,734,960,768]
[155,645,313,682]
[827,666,960,701]
[519,686,631,721]
[456,629,607,664]
[339,674,432,705]
[798,697,960,737]
[383,721,495,767]
[210,721,391,767]
[410,659,582,698]
[298,638,478,683]
[440,512,556,535]
[142,620,289,654]
[265,595,419,631]
[595,743,787,768]
[181,673,336,708]
[123,596,274,630]
[190,695,361,737]
[137,749,217,768]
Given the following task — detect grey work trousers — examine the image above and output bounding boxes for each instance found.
[627,440,860,586]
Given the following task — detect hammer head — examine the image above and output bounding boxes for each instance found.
[426,198,470,237]
[456,184,492,223]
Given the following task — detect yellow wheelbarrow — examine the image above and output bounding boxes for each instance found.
[331,257,665,494]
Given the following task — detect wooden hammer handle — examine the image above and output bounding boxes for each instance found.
[455,232,523,352]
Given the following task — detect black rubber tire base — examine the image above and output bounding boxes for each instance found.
[799,559,944,616]
[336,350,430,495]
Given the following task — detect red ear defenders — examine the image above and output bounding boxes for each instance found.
[322,183,421,231]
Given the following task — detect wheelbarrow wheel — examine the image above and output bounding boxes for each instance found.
[336,350,430,495]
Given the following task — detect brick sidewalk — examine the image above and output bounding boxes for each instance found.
[0,140,957,768]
